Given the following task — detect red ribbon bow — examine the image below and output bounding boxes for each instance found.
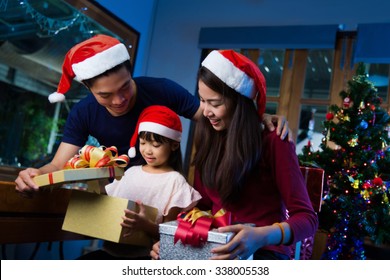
[173,208,231,247]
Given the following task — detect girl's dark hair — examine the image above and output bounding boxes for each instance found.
[82,60,132,88]
[139,131,184,175]
[192,66,263,205]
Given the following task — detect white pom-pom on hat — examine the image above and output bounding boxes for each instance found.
[48,92,66,103]
[128,147,136,158]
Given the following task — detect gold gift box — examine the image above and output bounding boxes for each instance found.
[63,191,158,246]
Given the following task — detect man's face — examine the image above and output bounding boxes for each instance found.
[89,66,136,116]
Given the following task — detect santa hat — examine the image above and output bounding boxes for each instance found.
[48,34,130,103]
[128,105,182,158]
[201,50,266,117]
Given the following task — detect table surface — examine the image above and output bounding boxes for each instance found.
[0,180,88,244]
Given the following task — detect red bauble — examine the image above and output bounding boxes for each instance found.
[373,177,383,186]
[326,112,334,121]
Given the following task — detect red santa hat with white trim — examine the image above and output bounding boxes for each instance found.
[48,34,130,103]
[201,50,267,117]
[128,105,182,158]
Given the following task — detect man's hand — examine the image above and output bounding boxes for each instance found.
[262,113,294,142]
[15,168,42,194]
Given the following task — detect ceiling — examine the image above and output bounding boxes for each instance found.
[0,0,115,98]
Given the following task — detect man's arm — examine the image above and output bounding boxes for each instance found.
[15,142,80,192]
[191,106,203,121]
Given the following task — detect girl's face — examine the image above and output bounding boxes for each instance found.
[198,80,231,131]
[139,135,178,171]
[89,66,137,117]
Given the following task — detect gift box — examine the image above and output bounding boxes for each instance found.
[33,166,124,188]
[159,220,234,260]
[299,166,325,212]
[293,166,325,260]
[62,190,158,246]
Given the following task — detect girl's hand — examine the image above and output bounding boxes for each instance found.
[150,241,160,260]
[121,201,150,237]
[209,224,269,260]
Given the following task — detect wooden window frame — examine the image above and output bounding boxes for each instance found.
[64,0,140,71]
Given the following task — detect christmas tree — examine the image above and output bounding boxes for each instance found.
[299,64,390,259]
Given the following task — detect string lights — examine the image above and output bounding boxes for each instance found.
[1,0,93,37]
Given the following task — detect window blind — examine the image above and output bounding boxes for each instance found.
[354,23,390,63]
[198,25,339,49]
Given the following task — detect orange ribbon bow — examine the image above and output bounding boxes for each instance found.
[65,145,129,169]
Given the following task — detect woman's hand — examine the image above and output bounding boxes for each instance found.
[209,224,269,260]
[150,241,160,260]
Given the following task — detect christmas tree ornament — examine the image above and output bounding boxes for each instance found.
[361,189,370,200]
[359,120,368,130]
[348,135,359,147]
[326,112,334,121]
[352,179,360,189]
[343,97,351,108]
[373,177,383,186]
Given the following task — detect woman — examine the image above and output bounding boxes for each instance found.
[152,50,318,260]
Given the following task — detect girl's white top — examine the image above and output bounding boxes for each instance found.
[105,165,201,223]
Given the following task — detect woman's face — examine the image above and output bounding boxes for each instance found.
[89,66,136,117]
[198,80,231,131]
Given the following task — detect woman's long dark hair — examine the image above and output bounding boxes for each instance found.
[192,67,263,205]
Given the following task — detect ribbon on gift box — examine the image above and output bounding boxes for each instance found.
[174,207,231,247]
[65,145,129,169]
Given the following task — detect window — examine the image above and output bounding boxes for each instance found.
[303,49,334,100]
[365,63,390,103]
[0,0,139,167]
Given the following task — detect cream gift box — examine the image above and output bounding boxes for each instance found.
[62,190,158,246]
[33,166,157,246]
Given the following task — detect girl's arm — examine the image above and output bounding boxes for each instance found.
[163,207,182,223]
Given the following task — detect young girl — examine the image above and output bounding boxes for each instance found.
[151,50,318,260]
[103,105,201,259]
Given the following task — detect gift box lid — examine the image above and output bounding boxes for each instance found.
[33,167,124,188]
[159,220,234,244]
